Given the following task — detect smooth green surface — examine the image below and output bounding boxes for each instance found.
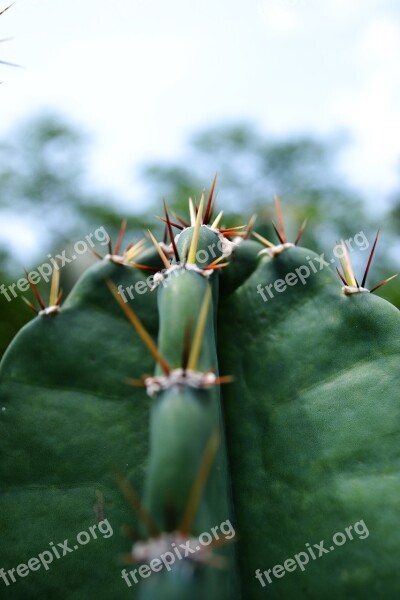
[0,258,160,599]
[175,225,223,268]
[218,243,400,599]
[141,260,238,600]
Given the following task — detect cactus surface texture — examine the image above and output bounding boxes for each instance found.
[0,187,399,600]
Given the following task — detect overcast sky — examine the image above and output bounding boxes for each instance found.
[1,0,400,210]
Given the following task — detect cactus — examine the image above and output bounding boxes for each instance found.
[0,187,399,600]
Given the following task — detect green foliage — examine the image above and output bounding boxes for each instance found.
[0,113,131,247]
[0,114,156,357]
[141,122,364,227]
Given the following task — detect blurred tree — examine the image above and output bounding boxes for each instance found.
[0,113,139,259]
[0,113,151,357]
[142,123,366,240]
[141,121,399,306]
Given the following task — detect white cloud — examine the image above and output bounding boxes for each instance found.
[358,18,400,65]
[257,0,306,35]
[324,0,380,21]
[332,17,400,197]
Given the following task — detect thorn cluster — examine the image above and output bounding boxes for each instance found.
[336,231,397,295]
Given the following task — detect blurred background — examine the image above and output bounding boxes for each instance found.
[0,0,399,356]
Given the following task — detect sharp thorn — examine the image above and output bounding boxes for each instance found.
[204,174,217,225]
[210,210,223,230]
[219,225,246,234]
[114,219,127,255]
[336,267,348,286]
[162,222,168,244]
[147,230,171,270]
[252,231,274,248]
[275,194,287,243]
[271,220,285,245]
[124,377,147,387]
[49,260,60,307]
[187,285,212,371]
[91,249,103,260]
[207,255,228,268]
[21,296,39,314]
[361,229,380,288]
[202,263,229,270]
[173,212,190,228]
[294,218,308,246]
[125,239,146,262]
[128,263,159,272]
[24,269,46,309]
[0,4,14,18]
[244,214,257,239]
[339,240,357,287]
[163,199,180,262]
[214,375,234,385]
[107,279,171,375]
[187,193,205,265]
[189,198,196,227]
[179,430,219,536]
[114,473,160,538]
[370,274,398,293]
[157,216,184,231]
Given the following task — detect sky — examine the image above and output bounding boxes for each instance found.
[1,0,400,212]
